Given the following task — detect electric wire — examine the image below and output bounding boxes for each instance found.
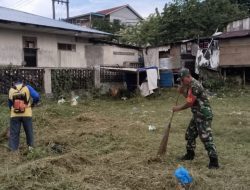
[13,0,34,9]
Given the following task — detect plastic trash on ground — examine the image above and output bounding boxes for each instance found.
[71,96,79,106]
[70,91,79,106]
[148,125,156,131]
[57,97,66,104]
[174,165,193,190]
[121,97,128,101]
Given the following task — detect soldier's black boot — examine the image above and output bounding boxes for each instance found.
[180,150,195,160]
[208,156,219,169]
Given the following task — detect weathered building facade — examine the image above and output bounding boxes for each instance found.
[0,6,140,68]
[217,17,250,84]
[66,4,143,28]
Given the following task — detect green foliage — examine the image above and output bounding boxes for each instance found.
[202,78,225,91]
[119,12,162,46]
[119,0,248,46]
[26,147,48,160]
[52,71,74,98]
[92,18,125,34]
[51,70,93,98]
[160,0,247,43]
[0,96,9,132]
[230,0,250,13]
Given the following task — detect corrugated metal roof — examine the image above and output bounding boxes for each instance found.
[96,5,126,15]
[217,30,250,39]
[66,4,143,22]
[96,4,143,20]
[0,6,111,36]
[67,12,104,20]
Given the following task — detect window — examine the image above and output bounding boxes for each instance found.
[113,19,121,24]
[58,43,76,51]
[23,37,37,48]
[186,42,192,53]
[159,51,170,58]
[23,37,37,67]
[199,41,209,49]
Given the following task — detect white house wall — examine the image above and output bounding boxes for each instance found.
[103,46,139,66]
[85,45,104,67]
[36,33,58,67]
[0,29,23,66]
[0,27,139,68]
[226,18,250,32]
[56,35,87,68]
[0,28,88,68]
[110,7,141,25]
[35,33,87,68]
[85,45,139,66]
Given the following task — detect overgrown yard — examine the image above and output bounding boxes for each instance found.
[0,88,250,190]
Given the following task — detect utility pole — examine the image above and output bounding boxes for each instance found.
[52,0,69,20]
[52,0,55,19]
[66,0,69,18]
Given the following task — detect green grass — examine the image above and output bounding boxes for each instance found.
[0,88,250,190]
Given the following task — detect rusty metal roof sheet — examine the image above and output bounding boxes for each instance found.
[96,5,126,15]
[217,30,250,39]
[96,4,143,20]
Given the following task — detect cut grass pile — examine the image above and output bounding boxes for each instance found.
[0,88,250,190]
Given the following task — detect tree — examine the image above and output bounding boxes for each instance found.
[118,11,162,46]
[230,0,250,13]
[92,19,125,34]
[160,0,247,43]
[118,0,248,46]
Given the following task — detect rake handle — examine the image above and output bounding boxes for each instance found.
[157,93,180,156]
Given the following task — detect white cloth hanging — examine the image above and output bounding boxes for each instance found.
[146,69,158,91]
[143,48,159,67]
[140,82,153,97]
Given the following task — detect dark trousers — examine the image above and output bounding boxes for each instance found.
[9,117,33,151]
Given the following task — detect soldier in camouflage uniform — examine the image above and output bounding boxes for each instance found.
[173,68,219,169]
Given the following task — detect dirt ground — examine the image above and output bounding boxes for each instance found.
[0,88,250,190]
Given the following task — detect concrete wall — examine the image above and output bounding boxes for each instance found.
[85,45,104,67]
[104,46,139,66]
[57,36,87,68]
[110,7,141,25]
[219,37,250,66]
[0,29,23,66]
[0,27,140,68]
[29,32,88,68]
[226,18,250,32]
[37,33,57,67]
[0,28,88,68]
[85,44,139,66]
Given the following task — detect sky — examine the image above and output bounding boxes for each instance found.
[0,0,170,19]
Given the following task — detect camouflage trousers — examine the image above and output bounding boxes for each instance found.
[185,117,218,158]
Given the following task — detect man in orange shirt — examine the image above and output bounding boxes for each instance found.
[173,68,219,169]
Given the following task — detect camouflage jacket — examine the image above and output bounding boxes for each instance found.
[185,78,213,120]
